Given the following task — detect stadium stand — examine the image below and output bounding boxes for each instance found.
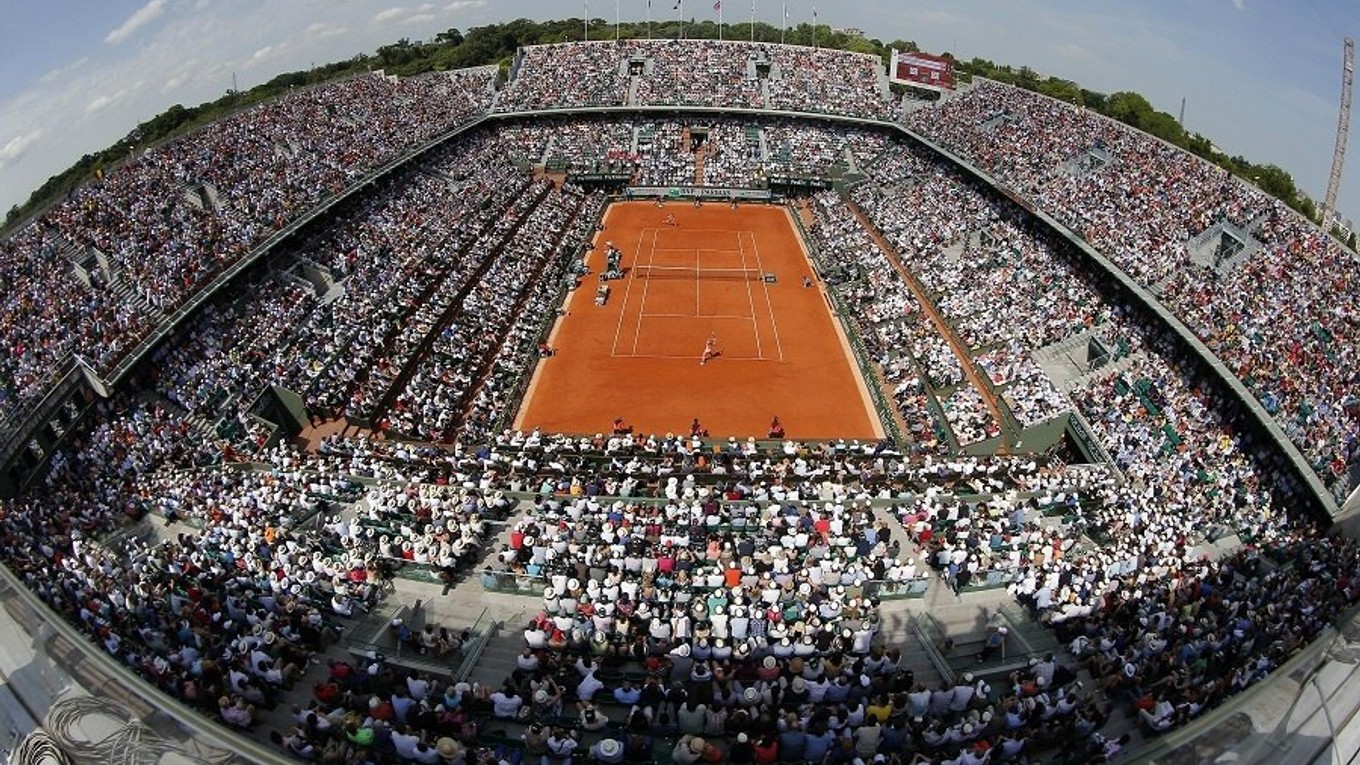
[496,40,897,120]
[0,68,497,434]
[0,38,1357,765]
[909,78,1360,503]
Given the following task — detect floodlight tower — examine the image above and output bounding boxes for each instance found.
[1320,37,1353,230]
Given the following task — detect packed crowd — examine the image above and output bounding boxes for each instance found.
[805,189,954,454]
[0,44,1356,761]
[497,40,896,120]
[279,134,532,424]
[0,353,1344,764]
[499,116,889,190]
[0,67,495,429]
[765,45,896,120]
[848,150,1103,431]
[1053,534,1360,735]
[805,182,999,449]
[325,474,503,587]
[910,79,1360,499]
[803,131,1323,629]
[503,491,912,590]
[385,184,606,442]
[633,39,764,108]
[0,399,332,718]
[765,121,890,181]
[497,42,629,111]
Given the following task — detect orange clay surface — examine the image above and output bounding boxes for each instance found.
[514,201,883,440]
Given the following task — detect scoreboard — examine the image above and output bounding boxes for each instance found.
[889,49,955,92]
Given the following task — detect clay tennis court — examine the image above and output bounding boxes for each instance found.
[514,200,883,439]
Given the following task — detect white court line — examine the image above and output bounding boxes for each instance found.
[610,227,652,356]
[649,247,745,253]
[641,313,756,320]
[694,247,701,316]
[611,352,768,361]
[736,229,765,360]
[652,228,751,236]
[630,228,660,355]
[624,227,765,355]
[747,230,786,362]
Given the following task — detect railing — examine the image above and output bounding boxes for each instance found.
[1123,602,1360,765]
[0,357,85,473]
[454,607,496,682]
[1065,409,1126,484]
[911,613,957,685]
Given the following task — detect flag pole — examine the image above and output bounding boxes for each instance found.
[750,0,755,43]
[680,0,685,39]
[780,2,787,45]
[812,6,818,49]
[616,0,620,41]
[585,0,590,41]
[647,0,652,39]
[719,1,723,41]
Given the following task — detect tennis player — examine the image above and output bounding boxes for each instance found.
[700,334,720,365]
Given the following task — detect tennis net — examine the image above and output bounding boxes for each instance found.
[631,265,765,281]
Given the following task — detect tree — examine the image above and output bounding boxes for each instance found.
[1037,77,1082,106]
[1139,111,1185,145]
[1105,91,1154,126]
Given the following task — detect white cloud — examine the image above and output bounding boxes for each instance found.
[373,3,449,26]
[85,94,114,115]
[305,22,348,38]
[105,0,169,45]
[445,0,487,10]
[0,129,44,170]
[84,84,140,115]
[243,42,292,70]
[162,73,190,94]
[39,57,90,85]
[1232,0,1245,10]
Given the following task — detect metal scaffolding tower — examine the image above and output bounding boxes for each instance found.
[1321,37,1354,229]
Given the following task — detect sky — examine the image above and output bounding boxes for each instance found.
[0,0,1357,226]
